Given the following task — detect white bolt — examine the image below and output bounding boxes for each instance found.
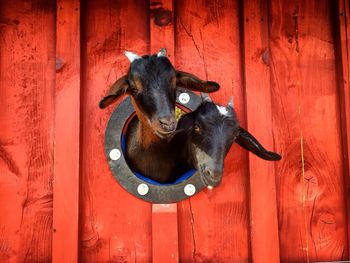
[179,93,190,104]
[137,184,149,196]
[184,184,196,196]
[109,149,121,160]
[207,185,214,190]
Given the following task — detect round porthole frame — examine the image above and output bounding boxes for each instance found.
[104,88,206,203]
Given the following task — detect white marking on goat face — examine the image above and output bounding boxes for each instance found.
[124,51,141,63]
[216,105,228,116]
[194,145,212,164]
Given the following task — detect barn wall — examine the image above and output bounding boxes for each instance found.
[270,1,348,261]
[175,1,251,262]
[79,1,152,262]
[0,1,55,262]
[0,0,349,262]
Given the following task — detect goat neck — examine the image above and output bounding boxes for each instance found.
[131,98,168,149]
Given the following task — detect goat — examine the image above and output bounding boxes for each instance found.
[172,97,281,187]
[99,49,220,183]
[122,97,281,186]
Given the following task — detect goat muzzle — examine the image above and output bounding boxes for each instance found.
[200,165,223,187]
[158,116,177,132]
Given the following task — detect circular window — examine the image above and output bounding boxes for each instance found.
[104,89,206,203]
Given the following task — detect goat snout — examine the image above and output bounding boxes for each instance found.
[204,167,213,177]
[158,116,176,132]
[201,166,223,187]
[204,167,223,178]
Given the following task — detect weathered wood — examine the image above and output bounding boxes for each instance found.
[149,1,179,262]
[150,0,174,57]
[337,0,350,256]
[175,1,250,262]
[0,1,55,262]
[243,0,280,262]
[79,1,152,262]
[0,1,349,262]
[52,1,81,262]
[269,0,348,261]
[152,204,179,263]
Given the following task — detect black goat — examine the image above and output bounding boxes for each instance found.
[99,49,220,182]
[172,99,281,187]
[124,98,281,185]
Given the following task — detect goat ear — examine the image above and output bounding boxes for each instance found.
[99,75,129,109]
[227,97,234,108]
[125,51,141,63]
[235,127,282,161]
[157,48,167,57]
[176,71,220,93]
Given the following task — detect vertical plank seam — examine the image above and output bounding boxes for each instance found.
[238,1,252,260]
[343,0,349,72]
[188,198,197,262]
[77,0,83,262]
[341,0,350,258]
[335,0,350,258]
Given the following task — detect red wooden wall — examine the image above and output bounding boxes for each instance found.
[0,0,350,262]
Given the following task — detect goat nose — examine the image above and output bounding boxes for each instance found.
[204,167,223,179]
[158,116,176,131]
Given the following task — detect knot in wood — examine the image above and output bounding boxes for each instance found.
[151,7,173,26]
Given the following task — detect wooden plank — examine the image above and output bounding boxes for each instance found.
[150,0,174,57]
[79,1,152,262]
[52,0,81,262]
[152,204,179,263]
[175,1,250,262]
[337,0,350,256]
[0,1,55,262]
[149,1,179,262]
[242,0,280,262]
[269,0,348,261]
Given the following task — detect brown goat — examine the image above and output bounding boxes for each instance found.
[100,49,220,182]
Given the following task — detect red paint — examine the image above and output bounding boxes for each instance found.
[79,1,152,262]
[338,0,350,256]
[175,1,250,262]
[0,1,350,262]
[150,1,179,263]
[52,1,81,262]
[152,204,179,263]
[270,0,348,261]
[243,1,280,262]
[150,0,175,58]
[0,1,55,262]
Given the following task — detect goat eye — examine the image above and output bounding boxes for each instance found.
[194,125,201,134]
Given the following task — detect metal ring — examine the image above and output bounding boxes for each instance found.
[104,89,205,203]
